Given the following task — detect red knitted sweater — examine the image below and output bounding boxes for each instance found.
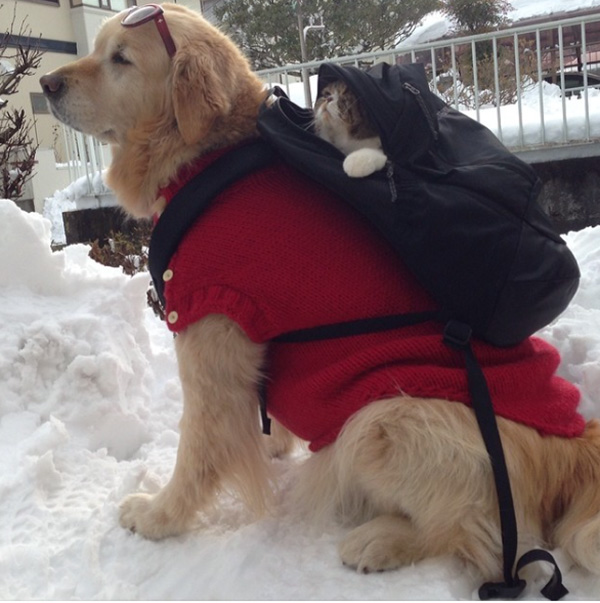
[157,145,584,452]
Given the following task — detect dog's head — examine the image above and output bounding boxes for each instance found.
[40,4,265,216]
[40,3,261,147]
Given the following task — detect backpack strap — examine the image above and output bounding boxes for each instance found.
[443,321,568,602]
[272,310,445,343]
[148,139,275,308]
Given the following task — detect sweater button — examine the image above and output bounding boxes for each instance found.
[163,269,174,282]
[167,311,179,325]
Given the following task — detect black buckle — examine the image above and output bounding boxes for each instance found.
[479,579,526,600]
[146,281,166,322]
[258,377,272,436]
[541,578,569,601]
[516,549,569,601]
[443,320,472,349]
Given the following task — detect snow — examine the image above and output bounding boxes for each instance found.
[1,189,600,600]
[461,80,600,147]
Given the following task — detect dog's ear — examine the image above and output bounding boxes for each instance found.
[171,46,231,145]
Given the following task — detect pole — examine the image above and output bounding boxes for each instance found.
[295,0,325,108]
[296,3,312,108]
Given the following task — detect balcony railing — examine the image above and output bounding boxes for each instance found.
[258,12,600,159]
[61,127,111,197]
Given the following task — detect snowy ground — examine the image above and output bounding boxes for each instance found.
[1,196,599,600]
[6,0,600,597]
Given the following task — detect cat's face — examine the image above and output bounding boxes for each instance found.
[314,80,379,155]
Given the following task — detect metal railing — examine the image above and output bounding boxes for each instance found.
[61,127,111,196]
[258,12,600,157]
[63,11,600,196]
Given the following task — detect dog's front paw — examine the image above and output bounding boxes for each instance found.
[119,492,191,540]
[340,528,399,573]
[339,515,415,573]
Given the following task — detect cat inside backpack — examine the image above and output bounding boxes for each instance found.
[313,80,388,178]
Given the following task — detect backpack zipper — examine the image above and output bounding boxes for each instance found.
[403,82,438,141]
[386,161,398,203]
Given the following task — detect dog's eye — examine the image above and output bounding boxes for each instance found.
[111,51,131,66]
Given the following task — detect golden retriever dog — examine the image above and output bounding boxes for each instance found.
[40,3,600,589]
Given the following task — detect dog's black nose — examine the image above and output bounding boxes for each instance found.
[40,74,65,98]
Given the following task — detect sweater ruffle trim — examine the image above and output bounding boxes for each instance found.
[164,283,275,342]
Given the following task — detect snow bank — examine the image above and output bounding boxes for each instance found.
[0,198,599,599]
[538,226,600,419]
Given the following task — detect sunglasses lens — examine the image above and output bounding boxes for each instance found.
[122,5,159,26]
[120,3,175,58]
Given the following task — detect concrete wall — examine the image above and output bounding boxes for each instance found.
[533,156,600,233]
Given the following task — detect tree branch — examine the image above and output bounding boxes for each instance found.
[1,4,44,200]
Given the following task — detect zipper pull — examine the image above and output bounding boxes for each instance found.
[403,82,420,95]
[403,82,438,140]
[386,161,398,203]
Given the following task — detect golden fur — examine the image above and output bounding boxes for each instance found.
[41,4,600,583]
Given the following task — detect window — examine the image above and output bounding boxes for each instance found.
[18,0,59,6]
[70,0,131,10]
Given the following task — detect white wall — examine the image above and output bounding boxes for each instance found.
[69,5,112,57]
[32,148,72,213]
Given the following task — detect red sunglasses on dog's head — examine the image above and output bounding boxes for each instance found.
[121,4,177,58]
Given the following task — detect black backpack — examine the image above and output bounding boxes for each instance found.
[148,62,578,601]
[255,61,578,601]
[257,62,579,348]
